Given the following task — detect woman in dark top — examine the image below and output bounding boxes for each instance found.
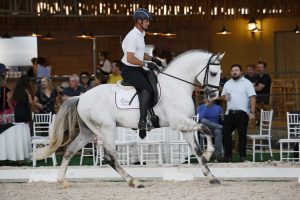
[34,76,58,114]
[10,75,33,123]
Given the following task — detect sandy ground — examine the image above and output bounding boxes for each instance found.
[0,179,299,200]
[1,162,300,200]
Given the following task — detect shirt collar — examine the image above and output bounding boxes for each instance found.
[133,26,145,36]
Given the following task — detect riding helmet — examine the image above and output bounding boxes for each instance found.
[132,8,153,21]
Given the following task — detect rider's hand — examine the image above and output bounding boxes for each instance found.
[151,57,163,67]
[146,62,159,71]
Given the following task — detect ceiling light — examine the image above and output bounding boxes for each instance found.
[216,25,232,35]
[293,25,299,34]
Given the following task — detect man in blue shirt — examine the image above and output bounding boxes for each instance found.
[196,99,224,160]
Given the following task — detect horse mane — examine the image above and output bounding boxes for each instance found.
[163,49,212,71]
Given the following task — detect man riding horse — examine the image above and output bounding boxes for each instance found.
[120,8,163,139]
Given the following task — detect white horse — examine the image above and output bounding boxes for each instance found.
[36,50,224,188]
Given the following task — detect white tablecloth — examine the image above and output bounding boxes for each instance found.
[0,123,32,161]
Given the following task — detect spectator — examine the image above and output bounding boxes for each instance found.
[93,68,103,87]
[37,57,51,78]
[62,74,86,102]
[79,71,93,90]
[34,77,58,114]
[107,60,123,84]
[9,75,33,123]
[244,63,258,84]
[98,51,112,75]
[196,99,224,161]
[152,49,167,67]
[255,61,272,108]
[27,57,37,78]
[221,64,256,162]
[0,63,13,119]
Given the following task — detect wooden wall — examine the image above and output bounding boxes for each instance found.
[1,16,211,75]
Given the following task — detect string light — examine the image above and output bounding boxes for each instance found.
[26,1,296,18]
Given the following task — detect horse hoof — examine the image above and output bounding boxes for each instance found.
[58,179,71,188]
[209,178,221,185]
[129,179,145,188]
[137,184,145,188]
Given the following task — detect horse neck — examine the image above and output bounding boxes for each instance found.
[158,53,210,95]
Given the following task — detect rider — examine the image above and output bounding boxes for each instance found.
[121,8,163,139]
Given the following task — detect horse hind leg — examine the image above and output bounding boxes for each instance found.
[58,120,97,188]
[182,131,220,185]
[98,126,144,188]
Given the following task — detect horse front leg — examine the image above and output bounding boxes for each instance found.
[171,118,220,184]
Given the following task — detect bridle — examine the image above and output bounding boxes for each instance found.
[157,54,220,95]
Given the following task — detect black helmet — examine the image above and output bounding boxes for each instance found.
[132,8,152,21]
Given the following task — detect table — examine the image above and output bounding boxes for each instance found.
[0,123,32,161]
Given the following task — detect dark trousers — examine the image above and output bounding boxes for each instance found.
[223,111,249,158]
[121,63,153,94]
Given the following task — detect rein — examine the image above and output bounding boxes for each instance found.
[157,54,220,94]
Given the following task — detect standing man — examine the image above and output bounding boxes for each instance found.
[255,61,272,111]
[120,8,163,139]
[221,64,256,162]
[244,63,258,85]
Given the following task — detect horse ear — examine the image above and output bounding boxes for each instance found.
[218,52,225,61]
[210,53,220,63]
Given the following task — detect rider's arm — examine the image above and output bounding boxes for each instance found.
[127,52,146,66]
[143,53,152,61]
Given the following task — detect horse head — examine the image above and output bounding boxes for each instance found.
[196,52,225,100]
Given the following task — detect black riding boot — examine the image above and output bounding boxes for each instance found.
[138,90,151,139]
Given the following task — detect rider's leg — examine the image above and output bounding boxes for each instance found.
[137,89,151,139]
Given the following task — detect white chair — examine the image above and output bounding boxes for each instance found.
[138,128,166,165]
[31,112,57,167]
[95,140,104,166]
[115,127,138,165]
[80,138,97,166]
[247,110,273,162]
[279,112,300,162]
[169,130,191,164]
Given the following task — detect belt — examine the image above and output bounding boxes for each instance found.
[229,110,245,114]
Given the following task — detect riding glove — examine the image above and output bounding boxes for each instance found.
[146,62,159,71]
[151,57,163,67]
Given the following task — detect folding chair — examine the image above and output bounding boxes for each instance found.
[279,112,300,162]
[80,138,97,166]
[247,110,273,162]
[169,129,191,164]
[31,112,57,167]
[138,128,166,165]
[115,127,138,165]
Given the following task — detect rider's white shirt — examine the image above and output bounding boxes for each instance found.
[121,27,145,66]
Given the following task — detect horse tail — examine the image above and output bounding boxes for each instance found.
[35,96,80,160]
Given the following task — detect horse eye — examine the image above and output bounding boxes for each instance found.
[210,72,217,77]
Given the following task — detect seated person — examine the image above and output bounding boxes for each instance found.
[196,99,224,161]
[62,74,86,102]
[107,60,122,84]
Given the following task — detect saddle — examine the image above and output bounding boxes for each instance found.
[120,70,160,128]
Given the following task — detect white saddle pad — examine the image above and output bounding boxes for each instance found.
[114,81,161,110]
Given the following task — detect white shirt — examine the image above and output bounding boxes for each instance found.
[121,27,145,66]
[221,76,256,114]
